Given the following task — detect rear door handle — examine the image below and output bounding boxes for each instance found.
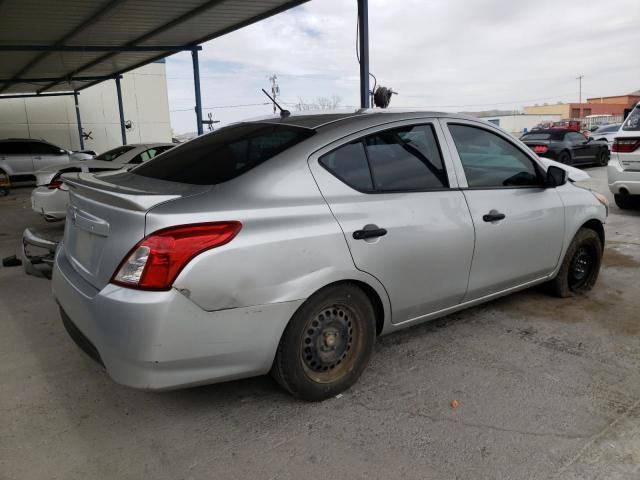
[353,224,387,240]
[482,210,506,222]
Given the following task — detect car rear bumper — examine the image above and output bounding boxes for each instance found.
[31,186,68,221]
[608,160,640,195]
[52,245,304,390]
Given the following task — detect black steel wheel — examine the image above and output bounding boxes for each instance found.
[546,227,602,297]
[271,284,376,401]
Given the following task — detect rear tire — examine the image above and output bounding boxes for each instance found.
[271,284,376,401]
[546,228,602,298]
[558,151,571,165]
[614,194,637,210]
[598,149,609,166]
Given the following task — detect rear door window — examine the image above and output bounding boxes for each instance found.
[133,124,315,184]
[0,142,31,155]
[364,125,448,190]
[449,124,543,188]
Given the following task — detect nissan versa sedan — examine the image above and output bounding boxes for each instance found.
[53,111,608,401]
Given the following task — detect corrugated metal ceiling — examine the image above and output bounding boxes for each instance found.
[0,0,309,95]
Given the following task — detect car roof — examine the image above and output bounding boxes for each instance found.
[525,129,571,135]
[0,138,53,143]
[249,109,471,130]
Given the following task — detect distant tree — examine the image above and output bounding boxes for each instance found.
[294,95,341,111]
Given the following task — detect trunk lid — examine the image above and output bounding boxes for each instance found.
[62,171,210,290]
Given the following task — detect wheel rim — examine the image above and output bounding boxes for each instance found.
[600,150,609,165]
[300,304,362,384]
[569,246,595,289]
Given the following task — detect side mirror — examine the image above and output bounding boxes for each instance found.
[545,165,568,188]
[586,137,593,143]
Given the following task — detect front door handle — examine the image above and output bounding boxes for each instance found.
[353,224,387,240]
[482,210,506,222]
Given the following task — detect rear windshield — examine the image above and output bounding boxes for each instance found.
[622,107,640,132]
[521,133,551,140]
[95,145,135,161]
[133,123,315,185]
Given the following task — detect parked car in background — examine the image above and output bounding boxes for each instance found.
[589,123,621,149]
[0,138,94,183]
[608,102,640,209]
[31,143,174,221]
[551,120,582,132]
[520,129,609,166]
[52,111,608,401]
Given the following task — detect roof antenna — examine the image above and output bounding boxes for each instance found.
[261,88,290,118]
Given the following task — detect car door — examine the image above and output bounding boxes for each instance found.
[566,132,594,163]
[308,120,475,324]
[440,119,565,301]
[1,141,33,176]
[30,141,69,172]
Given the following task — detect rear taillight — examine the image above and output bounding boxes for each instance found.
[111,222,242,291]
[612,138,640,153]
[533,145,548,154]
[47,179,63,189]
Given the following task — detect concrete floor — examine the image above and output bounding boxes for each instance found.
[1,166,639,480]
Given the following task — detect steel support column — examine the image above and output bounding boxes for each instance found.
[192,48,204,135]
[73,90,85,150]
[357,0,370,108]
[114,76,127,145]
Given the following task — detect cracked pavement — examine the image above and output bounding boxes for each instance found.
[1,166,639,479]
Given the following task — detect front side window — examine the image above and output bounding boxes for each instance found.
[622,106,640,131]
[566,132,586,143]
[134,124,315,185]
[364,125,447,191]
[449,124,542,188]
[30,142,63,155]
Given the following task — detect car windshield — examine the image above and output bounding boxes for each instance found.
[133,123,315,185]
[94,145,135,162]
[622,107,640,131]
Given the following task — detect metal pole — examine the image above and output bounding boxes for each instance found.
[192,48,204,135]
[358,0,370,109]
[114,76,127,145]
[73,90,84,150]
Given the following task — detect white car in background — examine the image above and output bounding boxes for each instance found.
[589,123,621,149]
[31,143,174,221]
[608,102,640,209]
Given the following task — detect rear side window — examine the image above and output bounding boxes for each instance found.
[449,124,542,188]
[95,145,134,161]
[133,124,315,185]
[0,142,30,155]
[365,125,447,190]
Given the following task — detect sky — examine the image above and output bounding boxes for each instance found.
[166,0,640,134]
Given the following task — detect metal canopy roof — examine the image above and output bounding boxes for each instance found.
[0,0,309,95]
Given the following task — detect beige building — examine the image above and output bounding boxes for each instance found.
[0,62,172,154]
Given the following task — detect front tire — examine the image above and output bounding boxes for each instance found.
[271,284,376,401]
[547,228,602,298]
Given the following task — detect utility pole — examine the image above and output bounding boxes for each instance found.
[268,74,280,114]
[576,75,584,104]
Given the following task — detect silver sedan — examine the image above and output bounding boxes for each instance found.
[53,111,608,401]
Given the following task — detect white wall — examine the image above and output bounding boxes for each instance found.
[483,114,562,136]
[0,62,172,153]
